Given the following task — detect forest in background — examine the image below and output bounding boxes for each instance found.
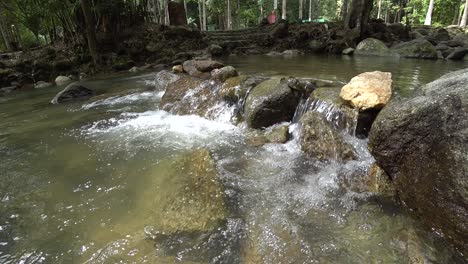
[0,0,467,53]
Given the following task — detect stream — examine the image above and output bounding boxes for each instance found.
[0,55,467,263]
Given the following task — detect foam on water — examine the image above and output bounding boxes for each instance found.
[81,91,165,110]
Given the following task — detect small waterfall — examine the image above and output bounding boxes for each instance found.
[292,96,313,123]
[308,99,358,136]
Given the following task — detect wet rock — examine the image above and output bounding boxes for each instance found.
[34,81,54,89]
[160,76,203,110]
[392,38,438,59]
[182,60,224,77]
[128,66,139,73]
[355,38,397,57]
[282,49,302,57]
[452,33,468,47]
[208,44,224,57]
[308,40,326,52]
[244,77,301,129]
[342,48,355,55]
[51,83,94,104]
[309,87,379,137]
[211,66,238,83]
[55,75,72,86]
[155,70,181,91]
[300,111,357,162]
[366,163,394,195]
[368,68,468,256]
[0,86,17,94]
[148,149,227,233]
[219,75,248,103]
[265,125,289,144]
[446,47,468,60]
[340,71,392,111]
[265,51,282,57]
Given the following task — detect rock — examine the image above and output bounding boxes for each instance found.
[281,49,302,57]
[309,87,379,137]
[219,75,248,103]
[147,149,227,233]
[154,70,181,91]
[391,38,438,59]
[51,83,94,104]
[265,125,289,144]
[112,60,135,71]
[437,50,444,59]
[340,71,392,111]
[34,81,54,89]
[0,86,17,94]
[342,48,355,55]
[55,75,72,86]
[300,111,357,162]
[368,68,468,256]
[53,59,73,71]
[128,66,139,73]
[244,78,301,129]
[211,66,238,83]
[428,28,451,43]
[355,38,397,57]
[446,47,468,60]
[172,65,184,73]
[160,76,204,110]
[265,51,282,57]
[182,60,224,77]
[208,44,224,57]
[366,163,394,195]
[270,21,288,38]
[308,40,325,52]
[452,33,468,47]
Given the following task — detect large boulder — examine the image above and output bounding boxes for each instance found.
[244,78,301,129]
[446,47,468,60]
[391,38,438,59]
[154,70,180,90]
[354,38,397,57]
[211,66,238,83]
[160,76,203,110]
[300,111,357,162]
[340,71,393,111]
[51,83,94,104]
[55,75,72,86]
[368,68,468,255]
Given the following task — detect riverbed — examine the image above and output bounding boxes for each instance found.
[0,55,466,263]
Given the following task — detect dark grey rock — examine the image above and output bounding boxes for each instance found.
[51,83,94,104]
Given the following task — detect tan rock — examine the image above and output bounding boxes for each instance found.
[172,64,184,73]
[340,71,392,111]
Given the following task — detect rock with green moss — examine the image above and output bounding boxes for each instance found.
[265,125,289,144]
[300,111,357,162]
[244,78,301,129]
[391,38,438,59]
[160,76,203,111]
[148,149,228,233]
[355,38,398,57]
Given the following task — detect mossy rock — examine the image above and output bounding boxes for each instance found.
[355,38,398,57]
[392,38,438,59]
[149,149,228,233]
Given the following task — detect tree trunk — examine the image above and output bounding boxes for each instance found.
[164,0,170,25]
[299,0,303,21]
[341,0,349,21]
[227,0,232,29]
[309,0,312,21]
[153,0,159,23]
[184,0,188,24]
[424,0,435,25]
[80,0,99,65]
[377,0,382,19]
[282,0,287,20]
[453,0,461,25]
[274,0,278,10]
[461,0,468,26]
[0,21,11,51]
[198,0,203,29]
[202,0,207,30]
[345,0,374,34]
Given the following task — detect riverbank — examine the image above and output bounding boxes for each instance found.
[1,21,468,96]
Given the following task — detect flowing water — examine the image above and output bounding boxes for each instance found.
[0,56,467,263]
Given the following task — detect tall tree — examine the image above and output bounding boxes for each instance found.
[424,0,435,25]
[227,0,232,29]
[461,0,468,26]
[377,0,382,19]
[80,0,99,65]
[299,0,303,21]
[274,0,278,10]
[345,0,374,33]
[309,0,312,20]
[202,0,207,30]
[282,0,287,19]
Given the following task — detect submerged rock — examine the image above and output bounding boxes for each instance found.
[342,48,355,55]
[368,68,468,255]
[244,78,301,129]
[147,149,228,233]
[355,38,397,57]
[340,71,392,111]
[155,70,181,91]
[51,83,94,104]
[34,81,54,89]
[391,38,438,59]
[300,111,357,162]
